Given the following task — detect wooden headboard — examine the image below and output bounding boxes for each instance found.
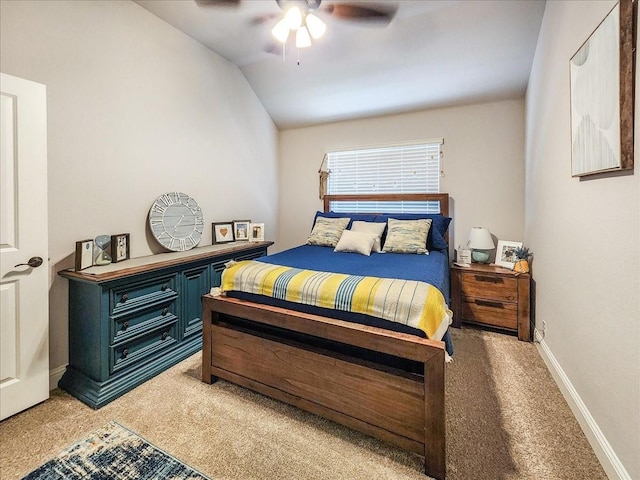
[323,193,450,217]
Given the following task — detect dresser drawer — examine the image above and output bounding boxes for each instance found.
[460,272,517,302]
[111,275,178,316]
[110,318,178,374]
[111,301,177,344]
[462,299,517,330]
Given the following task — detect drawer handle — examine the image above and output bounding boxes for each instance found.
[121,293,128,302]
[162,332,169,340]
[121,349,129,358]
[475,299,504,309]
[162,307,169,316]
[122,321,130,330]
[474,275,503,284]
[161,284,168,291]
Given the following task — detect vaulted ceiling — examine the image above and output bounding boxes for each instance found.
[135,0,546,129]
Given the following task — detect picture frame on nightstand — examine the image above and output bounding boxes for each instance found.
[495,240,522,269]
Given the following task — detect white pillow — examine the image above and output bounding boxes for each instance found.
[350,221,386,252]
[334,230,376,256]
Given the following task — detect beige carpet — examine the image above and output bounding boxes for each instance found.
[0,328,607,480]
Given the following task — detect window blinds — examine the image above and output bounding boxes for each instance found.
[326,141,442,213]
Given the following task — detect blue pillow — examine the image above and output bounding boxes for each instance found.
[312,211,377,230]
[373,214,451,251]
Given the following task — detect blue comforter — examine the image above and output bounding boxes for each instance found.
[256,245,450,302]
[228,244,453,356]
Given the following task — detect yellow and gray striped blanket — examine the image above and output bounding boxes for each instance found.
[220,260,452,342]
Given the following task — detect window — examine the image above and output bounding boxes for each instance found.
[326,140,443,213]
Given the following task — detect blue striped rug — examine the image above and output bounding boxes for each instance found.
[22,421,209,479]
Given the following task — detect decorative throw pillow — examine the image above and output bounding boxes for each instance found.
[306,217,350,247]
[382,218,432,254]
[334,230,376,256]
[350,221,386,253]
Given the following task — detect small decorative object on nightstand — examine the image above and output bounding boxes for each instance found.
[450,263,531,341]
[512,246,532,273]
[467,227,495,263]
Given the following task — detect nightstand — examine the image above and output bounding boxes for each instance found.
[450,263,531,341]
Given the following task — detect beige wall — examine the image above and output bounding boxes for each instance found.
[278,99,525,254]
[0,1,278,371]
[526,1,639,478]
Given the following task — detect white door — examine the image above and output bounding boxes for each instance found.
[0,72,49,420]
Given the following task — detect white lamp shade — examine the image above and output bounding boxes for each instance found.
[271,18,290,43]
[285,6,303,29]
[296,27,312,48]
[305,13,326,39]
[467,227,495,249]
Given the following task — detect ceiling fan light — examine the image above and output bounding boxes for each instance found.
[296,26,312,48]
[305,13,326,39]
[271,18,290,43]
[284,6,303,29]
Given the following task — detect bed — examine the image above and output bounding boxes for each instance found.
[201,193,452,479]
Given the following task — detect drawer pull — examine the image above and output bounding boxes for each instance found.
[122,321,130,330]
[162,332,169,340]
[161,284,168,291]
[121,349,129,358]
[162,307,169,316]
[121,293,128,302]
[474,275,503,284]
[475,299,504,309]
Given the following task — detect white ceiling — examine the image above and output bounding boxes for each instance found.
[135,0,546,129]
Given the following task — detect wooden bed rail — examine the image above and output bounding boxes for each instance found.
[202,294,446,479]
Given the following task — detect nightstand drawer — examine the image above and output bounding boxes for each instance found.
[462,299,517,330]
[460,272,517,302]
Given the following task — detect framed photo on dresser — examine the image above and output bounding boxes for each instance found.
[212,222,235,244]
[233,220,251,241]
[249,223,265,242]
[111,233,130,263]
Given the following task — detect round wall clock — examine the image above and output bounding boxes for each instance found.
[149,192,204,252]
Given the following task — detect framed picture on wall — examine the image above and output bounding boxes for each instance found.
[570,0,634,176]
[212,222,235,244]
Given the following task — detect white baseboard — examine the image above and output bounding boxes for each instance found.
[534,329,631,480]
[49,364,67,391]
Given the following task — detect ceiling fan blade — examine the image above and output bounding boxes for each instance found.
[322,3,397,24]
[194,0,241,7]
[264,41,284,56]
[249,12,280,26]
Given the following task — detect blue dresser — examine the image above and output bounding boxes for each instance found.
[58,241,272,408]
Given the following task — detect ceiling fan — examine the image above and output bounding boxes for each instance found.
[196,0,397,50]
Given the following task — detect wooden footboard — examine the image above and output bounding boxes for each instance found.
[202,295,446,479]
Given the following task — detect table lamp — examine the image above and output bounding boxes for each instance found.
[468,227,494,263]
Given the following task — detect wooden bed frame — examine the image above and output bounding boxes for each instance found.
[201,193,450,479]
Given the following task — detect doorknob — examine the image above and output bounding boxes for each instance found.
[15,256,44,268]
